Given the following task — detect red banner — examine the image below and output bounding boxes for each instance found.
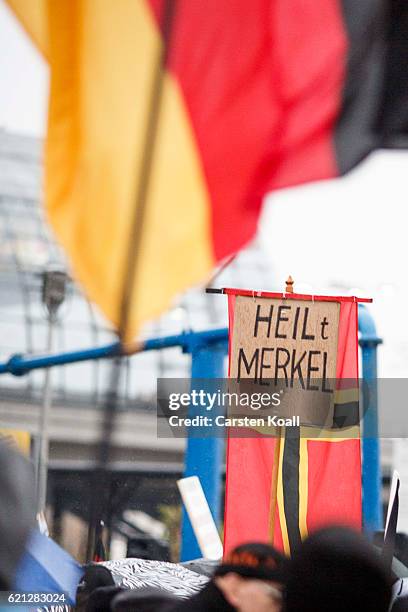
[224,290,366,556]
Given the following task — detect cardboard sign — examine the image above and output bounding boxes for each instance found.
[229,296,340,427]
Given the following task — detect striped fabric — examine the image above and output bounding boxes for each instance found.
[101,557,208,597]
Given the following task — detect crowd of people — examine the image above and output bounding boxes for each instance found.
[80,527,404,611]
[1,441,406,611]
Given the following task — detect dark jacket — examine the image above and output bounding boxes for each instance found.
[110,581,234,612]
[169,581,235,612]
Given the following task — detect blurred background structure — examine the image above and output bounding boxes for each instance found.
[2,0,408,562]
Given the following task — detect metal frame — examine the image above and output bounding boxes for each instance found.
[358,304,383,533]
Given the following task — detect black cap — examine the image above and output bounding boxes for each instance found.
[215,542,289,583]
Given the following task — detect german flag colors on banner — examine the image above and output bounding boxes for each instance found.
[224,289,369,556]
[4,0,397,338]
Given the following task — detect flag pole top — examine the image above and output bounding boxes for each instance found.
[285,276,294,293]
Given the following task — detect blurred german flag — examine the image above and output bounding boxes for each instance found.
[5,0,400,340]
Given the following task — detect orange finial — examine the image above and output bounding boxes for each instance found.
[285,276,294,293]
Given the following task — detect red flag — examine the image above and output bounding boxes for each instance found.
[224,290,366,556]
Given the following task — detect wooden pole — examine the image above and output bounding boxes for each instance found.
[269,277,295,542]
[86,0,177,561]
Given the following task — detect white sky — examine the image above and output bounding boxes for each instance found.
[0,0,48,136]
[1,0,408,379]
[260,151,408,378]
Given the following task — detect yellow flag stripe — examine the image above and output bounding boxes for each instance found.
[45,0,214,341]
[300,425,360,441]
[268,436,281,544]
[276,435,290,555]
[334,388,359,404]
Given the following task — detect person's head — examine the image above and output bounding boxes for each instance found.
[0,442,35,590]
[214,542,289,612]
[285,526,394,612]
